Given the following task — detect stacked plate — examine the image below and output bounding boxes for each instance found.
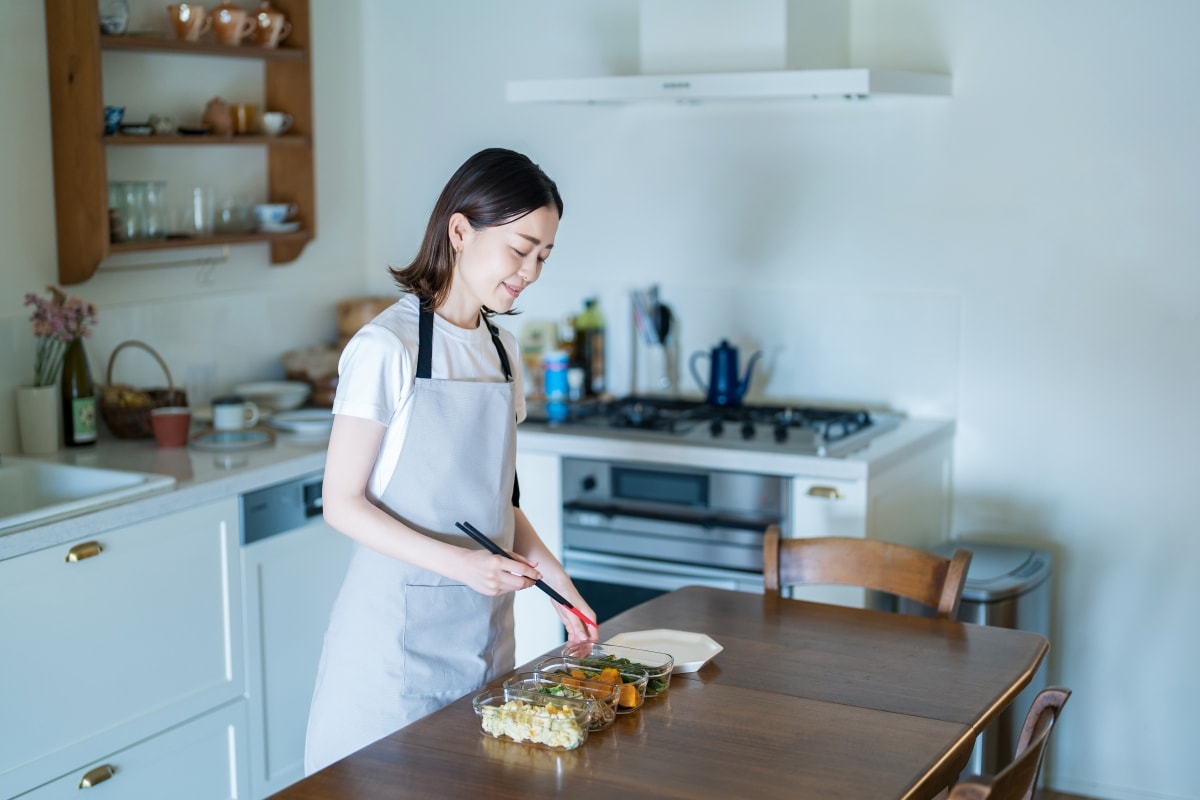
[267,408,333,437]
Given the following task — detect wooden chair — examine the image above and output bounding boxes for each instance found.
[947,687,1072,800]
[761,526,973,620]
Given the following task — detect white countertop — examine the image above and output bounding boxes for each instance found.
[2,416,954,561]
[0,430,329,561]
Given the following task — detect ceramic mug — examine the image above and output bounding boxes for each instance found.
[167,4,212,42]
[230,103,259,135]
[212,5,256,45]
[212,396,259,430]
[150,406,192,448]
[253,6,292,48]
[261,111,293,136]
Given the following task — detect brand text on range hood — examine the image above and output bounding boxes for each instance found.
[505,0,952,104]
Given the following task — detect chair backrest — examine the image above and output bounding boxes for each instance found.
[947,687,1071,800]
[761,526,972,620]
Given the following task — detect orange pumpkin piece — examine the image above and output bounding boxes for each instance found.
[618,682,639,708]
[596,667,622,685]
[569,669,588,679]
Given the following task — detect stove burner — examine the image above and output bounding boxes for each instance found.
[560,396,876,442]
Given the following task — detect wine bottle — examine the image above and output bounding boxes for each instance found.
[60,339,97,447]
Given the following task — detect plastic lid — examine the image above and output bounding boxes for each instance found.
[932,540,1052,601]
[543,349,569,365]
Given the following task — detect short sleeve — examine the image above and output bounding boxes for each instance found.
[332,323,413,426]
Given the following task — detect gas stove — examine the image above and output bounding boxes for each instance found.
[524,396,900,457]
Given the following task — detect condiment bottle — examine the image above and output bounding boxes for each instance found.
[573,298,605,397]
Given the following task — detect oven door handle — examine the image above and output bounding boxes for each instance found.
[563,499,779,532]
[564,549,761,593]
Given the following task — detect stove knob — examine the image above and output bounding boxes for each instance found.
[709,419,724,437]
[740,422,756,440]
[774,424,789,443]
[581,476,597,492]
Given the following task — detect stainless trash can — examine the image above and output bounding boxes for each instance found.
[901,540,1053,776]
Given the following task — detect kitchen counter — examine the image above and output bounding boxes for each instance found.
[0,431,329,561]
[2,415,953,562]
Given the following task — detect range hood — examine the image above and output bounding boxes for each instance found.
[506,68,950,104]
[505,0,951,105]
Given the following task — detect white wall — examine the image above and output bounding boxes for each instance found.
[362,1,1197,798]
[0,0,368,449]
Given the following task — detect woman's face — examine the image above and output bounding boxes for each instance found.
[446,205,559,321]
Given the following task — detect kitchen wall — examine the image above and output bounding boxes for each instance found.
[3,1,1195,797]
[362,2,1197,798]
[0,0,369,452]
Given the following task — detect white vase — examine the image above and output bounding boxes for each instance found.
[16,385,61,456]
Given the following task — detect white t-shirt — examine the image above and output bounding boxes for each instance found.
[332,293,526,499]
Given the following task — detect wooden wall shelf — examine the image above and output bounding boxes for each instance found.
[44,0,316,285]
[100,34,307,61]
[104,134,312,147]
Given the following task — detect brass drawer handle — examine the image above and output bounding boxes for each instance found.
[65,541,104,562]
[79,764,116,788]
[806,486,842,500]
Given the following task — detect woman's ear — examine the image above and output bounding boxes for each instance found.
[447,212,471,254]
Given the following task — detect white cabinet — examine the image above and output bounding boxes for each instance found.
[0,499,243,799]
[786,434,954,608]
[513,447,565,665]
[14,701,249,800]
[241,517,352,799]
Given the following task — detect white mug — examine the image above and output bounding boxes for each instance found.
[212,396,260,430]
[261,111,293,137]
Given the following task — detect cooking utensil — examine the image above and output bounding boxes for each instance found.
[455,521,598,629]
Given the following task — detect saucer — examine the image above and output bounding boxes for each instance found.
[258,220,301,233]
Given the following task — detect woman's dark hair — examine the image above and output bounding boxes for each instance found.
[390,148,563,312]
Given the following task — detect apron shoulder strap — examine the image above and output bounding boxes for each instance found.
[483,319,513,382]
[416,302,434,380]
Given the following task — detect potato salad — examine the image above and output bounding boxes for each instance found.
[478,699,585,749]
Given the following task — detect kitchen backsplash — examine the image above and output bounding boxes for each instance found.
[2,279,960,455]
[0,287,338,454]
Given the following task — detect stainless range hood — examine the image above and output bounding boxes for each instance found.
[505,0,951,105]
[506,68,950,104]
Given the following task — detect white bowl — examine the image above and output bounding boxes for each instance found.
[233,380,311,413]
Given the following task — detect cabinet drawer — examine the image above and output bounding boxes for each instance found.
[0,499,243,795]
[15,700,249,800]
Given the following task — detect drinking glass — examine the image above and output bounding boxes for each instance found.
[143,181,168,239]
[121,181,147,240]
[191,185,215,237]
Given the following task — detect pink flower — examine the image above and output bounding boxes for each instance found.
[24,285,98,386]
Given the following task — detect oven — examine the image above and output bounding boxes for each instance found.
[561,456,788,623]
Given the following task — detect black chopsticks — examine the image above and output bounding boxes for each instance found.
[455,520,598,630]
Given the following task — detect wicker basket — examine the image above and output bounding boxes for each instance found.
[99,340,188,439]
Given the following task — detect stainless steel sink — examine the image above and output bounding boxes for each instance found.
[0,457,176,534]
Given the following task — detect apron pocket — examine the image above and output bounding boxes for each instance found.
[402,584,495,698]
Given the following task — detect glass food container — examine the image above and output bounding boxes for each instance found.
[504,671,619,731]
[472,688,591,751]
[561,641,675,697]
[535,656,650,713]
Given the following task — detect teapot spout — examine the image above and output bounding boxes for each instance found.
[738,351,763,400]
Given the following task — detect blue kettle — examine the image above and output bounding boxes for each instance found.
[690,340,761,407]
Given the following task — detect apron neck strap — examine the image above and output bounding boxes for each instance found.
[417,303,512,382]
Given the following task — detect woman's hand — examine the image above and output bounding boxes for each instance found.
[454,547,541,596]
[555,594,600,644]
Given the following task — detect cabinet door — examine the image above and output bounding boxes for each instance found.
[15,700,249,800]
[513,448,565,665]
[786,476,870,608]
[0,499,243,798]
[242,518,353,799]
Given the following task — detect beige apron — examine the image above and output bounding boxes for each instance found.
[305,305,517,775]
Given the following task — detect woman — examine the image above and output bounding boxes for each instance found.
[305,148,597,775]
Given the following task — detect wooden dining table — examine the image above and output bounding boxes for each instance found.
[276,586,1048,800]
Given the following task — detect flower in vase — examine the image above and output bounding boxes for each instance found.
[23,285,99,387]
